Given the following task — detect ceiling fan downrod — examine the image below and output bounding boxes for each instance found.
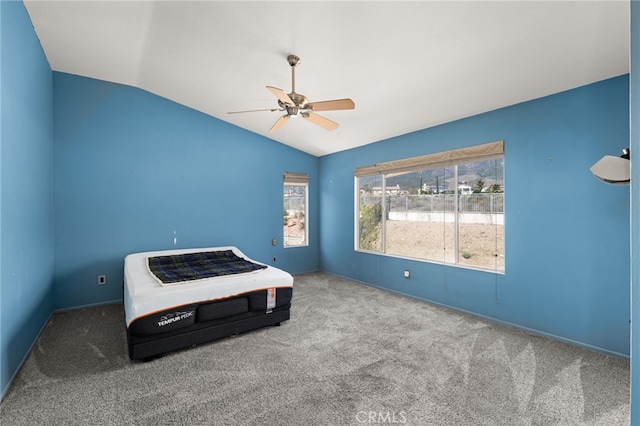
[286,54,309,108]
[288,54,300,95]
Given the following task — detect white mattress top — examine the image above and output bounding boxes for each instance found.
[124,246,293,326]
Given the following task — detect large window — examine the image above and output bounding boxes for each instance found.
[283,172,308,247]
[356,141,504,273]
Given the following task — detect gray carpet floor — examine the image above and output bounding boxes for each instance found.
[0,272,630,425]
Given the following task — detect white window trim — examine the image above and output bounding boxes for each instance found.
[354,141,504,273]
[284,172,309,248]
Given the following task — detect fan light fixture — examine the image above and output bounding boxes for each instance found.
[590,148,630,185]
[228,54,355,132]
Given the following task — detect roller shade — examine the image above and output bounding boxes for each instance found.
[283,172,309,185]
[355,140,504,177]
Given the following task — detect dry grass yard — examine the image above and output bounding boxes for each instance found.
[384,220,505,271]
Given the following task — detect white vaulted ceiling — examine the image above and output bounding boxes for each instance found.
[24,1,629,157]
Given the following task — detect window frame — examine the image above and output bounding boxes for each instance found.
[283,172,309,248]
[354,141,504,273]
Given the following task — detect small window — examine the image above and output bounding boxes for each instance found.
[355,141,504,273]
[283,172,308,247]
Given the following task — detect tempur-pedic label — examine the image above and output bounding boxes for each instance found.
[266,288,276,312]
[158,310,194,327]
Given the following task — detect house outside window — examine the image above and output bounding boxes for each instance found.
[284,172,308,247]
[355,141,504,273]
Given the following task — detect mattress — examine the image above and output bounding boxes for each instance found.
[124,246,294,327]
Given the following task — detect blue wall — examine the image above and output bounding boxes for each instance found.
[52,73,319,310]
[320,76,631,357]
[0,1,55,398]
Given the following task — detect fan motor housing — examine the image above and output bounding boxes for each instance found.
[289,92,309,108]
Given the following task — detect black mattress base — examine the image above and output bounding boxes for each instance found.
[127,309,290,361]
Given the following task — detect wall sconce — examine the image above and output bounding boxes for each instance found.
[590,148,630,185]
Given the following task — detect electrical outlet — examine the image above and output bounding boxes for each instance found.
[98,274,107,286]
[272,257,277,263]
[404,270,411,279]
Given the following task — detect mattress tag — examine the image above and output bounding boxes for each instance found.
[266,287,276,312]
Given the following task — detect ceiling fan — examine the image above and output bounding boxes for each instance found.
[228,55,355,132]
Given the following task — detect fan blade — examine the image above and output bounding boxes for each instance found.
[267,86,294,105]
[307,98,355,112]
[227,108,281,114]
[302,112,339,131]
[269,115,289,132]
